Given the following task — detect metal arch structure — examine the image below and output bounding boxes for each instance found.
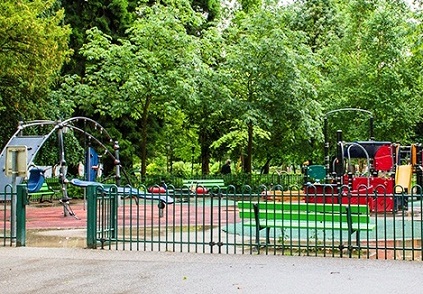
[0,117,120,199]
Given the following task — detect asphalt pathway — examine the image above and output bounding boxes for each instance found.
[1,247,423,294]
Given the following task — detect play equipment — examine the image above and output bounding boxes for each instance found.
[85,147,99,182]
[303,108,421,213]
[0,117,173,219]
[27,168,45,193]
[0,118,119,218]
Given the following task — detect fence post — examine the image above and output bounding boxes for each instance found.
[16,184,26,247]
[86,185,98,249]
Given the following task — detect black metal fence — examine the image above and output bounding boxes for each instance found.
[86,184,423,260]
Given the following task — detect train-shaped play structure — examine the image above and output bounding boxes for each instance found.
[303,108,422,213]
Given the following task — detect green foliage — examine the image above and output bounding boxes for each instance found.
[170,161,191,178]
[49,0,423,176]
[61,0,134,75]
[320,0,423,144]
[220,6,322,171]
[0,0,71,143]
[190,0,221,22]
[57,1,204,176]
[291,0,344,53]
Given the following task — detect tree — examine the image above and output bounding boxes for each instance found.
[178,26,232,175]
[59,1,202,177]
[291,0,343,53]
[0,0,71,144]
[220,7,322,173]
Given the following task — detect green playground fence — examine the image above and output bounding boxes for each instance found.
[0,184,26,247]
[4,182,423,261]
[85,183,423,261]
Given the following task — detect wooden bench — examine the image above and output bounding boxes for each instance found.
[28,182,55,203]
[237,201,374,248]
[182,179,227,193]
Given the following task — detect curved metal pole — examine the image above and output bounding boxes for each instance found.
[325,108,373,117]
[9,116,131,188]
[59,116,114,142]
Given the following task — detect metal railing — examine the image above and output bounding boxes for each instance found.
[0,185,27,247]
[3,181,422,261]
[86,184,423,260]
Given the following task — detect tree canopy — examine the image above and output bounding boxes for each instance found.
[0,0,71,141]
[2,0,423,176]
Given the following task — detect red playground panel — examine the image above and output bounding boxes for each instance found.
[304,177,396,212]
[303,184,339,204]
[342,176,395,212]
[374,145,394,171]
[351,176,394,194]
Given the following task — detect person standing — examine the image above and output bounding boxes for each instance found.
[221,159,232,175]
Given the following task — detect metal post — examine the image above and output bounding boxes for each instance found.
[16,184,26,247]
[57,124,69,202]
[114,141,121,187]
[336,130,344,188]
[86,185,97,249]
[11,150,17,238]
[324,117,329,182]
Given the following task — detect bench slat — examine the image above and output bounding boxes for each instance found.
[239,210,370,224]
[238,201,369,215]
[242,219,375,231]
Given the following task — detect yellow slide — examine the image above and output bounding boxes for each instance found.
[395,164,412,193]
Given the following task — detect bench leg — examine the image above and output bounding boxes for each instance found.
[255,225,260,245]
[266,227,271,244]
[255,226,271,247]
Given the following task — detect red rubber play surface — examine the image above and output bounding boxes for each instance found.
[1,198,237,230]
[25,200,88,229]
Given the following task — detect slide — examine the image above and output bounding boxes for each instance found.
[395,164,412,193]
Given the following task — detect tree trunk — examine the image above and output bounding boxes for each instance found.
[261,157,272,174]
[199,130,210,175]
[140,96,151,178]
[244,121,253,173]
[201,147,210,175]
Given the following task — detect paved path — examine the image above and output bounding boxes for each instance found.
[1,247,423,294]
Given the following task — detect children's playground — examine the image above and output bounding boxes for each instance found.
[1,110,423,261]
